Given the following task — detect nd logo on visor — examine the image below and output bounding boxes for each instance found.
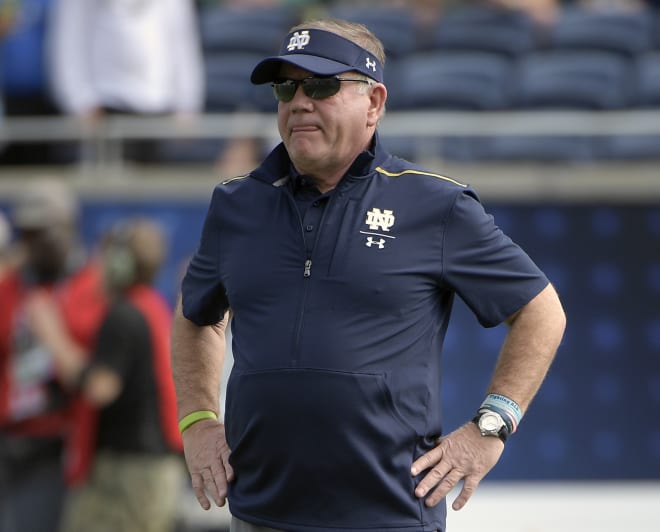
[287,31,310,51]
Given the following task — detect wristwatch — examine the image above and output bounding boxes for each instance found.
[472,410,510,443]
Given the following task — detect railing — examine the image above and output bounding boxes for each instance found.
[2,110,660,201]
[3,109,660,154]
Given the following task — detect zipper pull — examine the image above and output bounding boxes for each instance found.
[303,259,312,278]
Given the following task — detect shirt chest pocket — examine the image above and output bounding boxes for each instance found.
[327,199,400,277]
[321,200,431,314]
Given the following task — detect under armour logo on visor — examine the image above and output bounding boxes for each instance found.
[366,57,377,72]
[287,31,310,51]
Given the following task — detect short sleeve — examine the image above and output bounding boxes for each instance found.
[443,189,549,327]
[181,187,229,325]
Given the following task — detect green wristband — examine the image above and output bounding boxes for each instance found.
[178,410,218,434]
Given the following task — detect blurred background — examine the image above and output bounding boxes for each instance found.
[1,0,659,531]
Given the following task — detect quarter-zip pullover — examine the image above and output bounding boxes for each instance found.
[182,133,548,532]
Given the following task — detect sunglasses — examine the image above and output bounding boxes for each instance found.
[271,76,371,102]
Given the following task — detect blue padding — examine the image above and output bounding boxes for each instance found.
[1,200,657,480]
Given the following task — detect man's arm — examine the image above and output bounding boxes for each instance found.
[171,298,234,510]
[25,290,90,388]
[412,283,566,509]
[488,282,567,413]
[26,293,159,407]
[171,297,226,416]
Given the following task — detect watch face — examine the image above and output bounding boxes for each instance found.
[479,412,504,433]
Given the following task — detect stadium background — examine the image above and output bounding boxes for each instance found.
[1,1,659,531]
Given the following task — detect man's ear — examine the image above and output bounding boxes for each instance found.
[367,83,387,127]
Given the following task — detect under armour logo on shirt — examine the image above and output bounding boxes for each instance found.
[365,237,386,249]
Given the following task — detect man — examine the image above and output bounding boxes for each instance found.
[27,218,184,532]
[0,178,106,532]
[172,19,566,532]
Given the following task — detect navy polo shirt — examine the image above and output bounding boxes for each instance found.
[182,133,548,532]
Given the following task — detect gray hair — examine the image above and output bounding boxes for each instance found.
[290,18,387,68]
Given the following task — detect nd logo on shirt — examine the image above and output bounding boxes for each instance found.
[362,208,396,249]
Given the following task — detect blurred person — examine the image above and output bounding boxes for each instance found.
[490,0,561,27]
[172,18,566,532]
[0,0,65,165]
[429,0,563,29]
[0,210,9,249]
[389,0,443,49]
[576,0,648,10]
[215,137,264,180]
[27,218,184,532]
[0,210,18,279]
[0,1,17,37]
[491,0,653,27]
[218,0,321,10]
[223,0,284,5]
[0,178,107,532]
[47,0,204,163]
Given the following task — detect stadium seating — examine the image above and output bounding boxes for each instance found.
[455,50,633,162]
[633,51,660,107]
[4,2,660,164]
[204,53,276,113]
[198,5,297,55]
[188,5,294,165]
[156,51,278,164]
[384,51,514,162]
[513,51,632,110]
[197,3,292,111]
[593,51,660,159]
[594,134,660,161]
[548,7,655,57]
[430,5,538,57]
[325,6,418,58]
[389,51,514,111]
[458,135,597,163]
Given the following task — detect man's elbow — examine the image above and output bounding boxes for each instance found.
[507,283,567,335]
[542,282,567,335]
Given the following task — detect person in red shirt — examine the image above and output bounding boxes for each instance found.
[0,178,107,532]
[27,217,184,532]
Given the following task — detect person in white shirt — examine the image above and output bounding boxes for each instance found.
[48,0,204,161]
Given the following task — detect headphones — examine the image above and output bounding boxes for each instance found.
[102,224,137,289]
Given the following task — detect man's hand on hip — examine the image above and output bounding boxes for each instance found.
[411,421,504,510]
[183,420,234,510]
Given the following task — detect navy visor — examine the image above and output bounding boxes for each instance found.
[251,29,383,84]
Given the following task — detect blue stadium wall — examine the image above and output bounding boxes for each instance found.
[2,198,658,481]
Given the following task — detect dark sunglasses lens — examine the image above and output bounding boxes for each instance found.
[302,78,341,99]
[273,81,297,102]
[273,78,342,102]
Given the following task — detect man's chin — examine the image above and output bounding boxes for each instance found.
[288,145,326,168]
